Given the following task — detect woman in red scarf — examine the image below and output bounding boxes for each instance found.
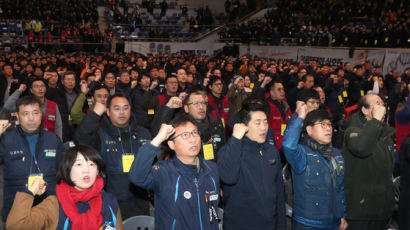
[6,145,124,230]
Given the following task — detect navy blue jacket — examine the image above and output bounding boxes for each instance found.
[217,136,286,230]
[0,127,65,221]
[129,143,220,230]
[57,190,119,230]
[74,111,151,202]
[282,118,346,228]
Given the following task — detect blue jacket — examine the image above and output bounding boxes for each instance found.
[75,111,152,202]
[57,190,119,230]
[217,135,286,230]
[282,118,346,228]
[0,127,65,221]
[129,143,220,230]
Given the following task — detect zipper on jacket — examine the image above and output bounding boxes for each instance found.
[194,177,203,230]
[172,219,176,230]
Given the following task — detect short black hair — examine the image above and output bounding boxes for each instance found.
[61,71,76,81]
[106,92,131,109]
[297,88,320,103]
[117,69,129,77]
[137,72,150,83]
[165,75,177,83]
[29,77,47,89]
[16,96,41,113]
[102,70,116,82]
[170,113,198,133]
[240,100,267,125]
[91,83,109,97]
[303,109,332,131]
[57,145,106,186]
[302,74,314,83]
[185,85,207,103]
[269,79,283,91]
[208,76,222,87]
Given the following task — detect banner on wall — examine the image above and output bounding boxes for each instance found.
[297,48,386,67]
[383,50,410,75]
[245,46,298,61]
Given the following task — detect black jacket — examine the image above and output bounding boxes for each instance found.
[399,134,410,230]
[342,112,396,220]
[47,87,80,142]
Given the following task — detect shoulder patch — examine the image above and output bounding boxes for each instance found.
[349,132,358,138]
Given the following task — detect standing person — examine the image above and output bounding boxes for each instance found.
[52,71,80,142]
[3,78,63,140]
[0,96,65,222]
[208,76,230,126]
[151,86,226,161]
[262,79,292,152]
[282,105,347,230]
[342,95,396,230]
[6,145,123,230]
[129,115,220,230]
[74,93,151,219]
[217,102,285,230]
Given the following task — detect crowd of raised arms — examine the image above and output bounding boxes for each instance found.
[0,49,409,230]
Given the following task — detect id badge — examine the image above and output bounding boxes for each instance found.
[342,91,348,97]
[100,222,115,230]
[122,154,134,173]
[338,95,343,103]
[28,173,43,189]
[281,124,287,136]
[147,109,155,115]
[221,118,225,128]
[360,90,364,96]
[203,144,214,160]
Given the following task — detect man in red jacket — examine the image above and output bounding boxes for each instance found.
[207,76,229,127]
[267,79,292,151]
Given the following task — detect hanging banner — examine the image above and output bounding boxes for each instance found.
[383,50,410,75]
[244,45,298,62]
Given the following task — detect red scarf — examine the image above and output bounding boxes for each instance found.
[56,176,104,230]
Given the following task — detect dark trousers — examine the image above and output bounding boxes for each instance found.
[292,220,339,230]
[346,219,389,230]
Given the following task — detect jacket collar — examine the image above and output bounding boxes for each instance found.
[171,155,210,180]
[101,114,138,138]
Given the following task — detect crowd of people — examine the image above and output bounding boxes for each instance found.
[0,0,109,45]
[219,0,409,47]
[0,48,409,230]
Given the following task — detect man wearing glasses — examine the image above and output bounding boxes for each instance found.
[282,104,348,230]
[130,114,220,230]
[151,85,226,161]
[207,76,230,126]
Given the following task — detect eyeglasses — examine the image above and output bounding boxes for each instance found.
[313,121,332,129]
[170,130,201,140]
[186,101,207,107]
